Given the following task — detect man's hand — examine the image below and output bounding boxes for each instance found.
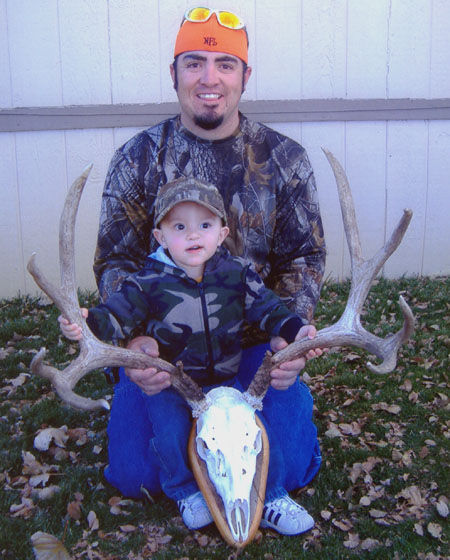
[269,325,323,390]
[125,336,171,396]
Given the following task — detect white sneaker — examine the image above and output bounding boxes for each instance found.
[260,495,314,535]
[177,491,213,530]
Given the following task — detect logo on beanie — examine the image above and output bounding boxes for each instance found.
[203,36,218,47]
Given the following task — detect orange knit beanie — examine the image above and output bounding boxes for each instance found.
[174,14,248,63]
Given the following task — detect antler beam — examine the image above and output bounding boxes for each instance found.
[28,166,205,410]
[246,148,415,401]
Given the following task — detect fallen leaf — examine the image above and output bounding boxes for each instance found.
[371,402,401,415]
[325,423,342,438]
[67,501,81,520]
[8,372,30,387]
[320,510,332,521]
[396,485,427,508]
[339,422,361,436]
[369,509,387,518]
[427,522,442,539]
[332,518,353,531]
[399,379,412,392]
[436,498,449,518]
[195,534,209,547]
[360,538,380,550]
[67,428,88,446]
[34,427,69,451]
[119,524,136,533]
[349,462,363,483]
[29,473,50,488]
[32,485,60,501]
[343,532,360,549]
[10,497,35,518]
[343,352,360,362]
[87,510,99,531]
[392,449,403,462]
[30,531,71,560]
[22,451,44,475]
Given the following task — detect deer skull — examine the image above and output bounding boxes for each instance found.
[195,386,262,542]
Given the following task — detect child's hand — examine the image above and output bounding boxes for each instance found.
[58,308,88,341]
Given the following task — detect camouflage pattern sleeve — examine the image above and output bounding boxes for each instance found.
[242,261,304,336]
[268,149,326,324]
[86,275,152,342]
[93,146,153,302]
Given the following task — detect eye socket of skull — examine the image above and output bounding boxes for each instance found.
[196,437,209,459]
[253,430,262,453]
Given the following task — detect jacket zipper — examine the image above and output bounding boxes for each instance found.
[197,282,215,384]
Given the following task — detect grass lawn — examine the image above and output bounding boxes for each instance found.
[0,277,448,559]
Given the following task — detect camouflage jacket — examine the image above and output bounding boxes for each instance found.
[94,114,326,328]
[87,246,303,387]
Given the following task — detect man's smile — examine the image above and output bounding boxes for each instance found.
[198,93,221,99]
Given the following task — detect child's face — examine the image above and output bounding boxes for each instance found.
[153,201,229,278]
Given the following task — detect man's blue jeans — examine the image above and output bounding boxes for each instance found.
[104,344,321,500]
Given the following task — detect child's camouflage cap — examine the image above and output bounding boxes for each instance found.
[154,177,227,226]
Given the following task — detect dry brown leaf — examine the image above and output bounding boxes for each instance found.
[401,450,414,467]
[419,446,429,459]
[8,373,30,387]
[344,352,360,362]
[10,496,35,518]
[325,423,342,438]
[87,510,99,531]
[339,422,361,436]
[369,508,387,518]
[29,473,50,488]
[399,379,412,392]
[332,518,353,531]
[396,485,427,508]
[371,402,401,415]
[343,532,360,549]
[22,451,45,475]
[195,534,209,547]
[360,538,380,550]
[30,531,71,560]
[67,428,88,446]
[414,522,424,536]
[32,485,60,501]
[359,496,371,506]
[67,501,81,520]
[119,524,137,533]
[349,462,363,483]
[392,449,403,462]
[427,522,442,539]
[34,427,69,451]
[436,497,449,518]
[320,510,332,521]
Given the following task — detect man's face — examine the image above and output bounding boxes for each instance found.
[170,51,251,139]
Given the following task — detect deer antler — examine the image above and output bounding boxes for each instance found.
[246,148,415,402]
[28,165,205,411]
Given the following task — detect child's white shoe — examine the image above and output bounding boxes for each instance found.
[177,491,213,530]
[260,495,314,535]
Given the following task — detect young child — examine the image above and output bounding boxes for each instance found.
[59,177,314,534]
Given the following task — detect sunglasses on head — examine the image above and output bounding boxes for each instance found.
[183,7,245,30]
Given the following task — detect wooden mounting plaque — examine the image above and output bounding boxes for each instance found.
[188,415,269,548]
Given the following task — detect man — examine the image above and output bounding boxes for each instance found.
[94,8,326,535]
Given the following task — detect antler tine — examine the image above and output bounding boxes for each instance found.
[246,149,415,401]
[28,166,205,411]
